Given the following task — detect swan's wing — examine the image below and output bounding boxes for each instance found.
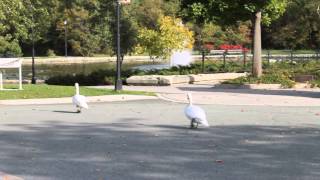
[185,105,209,126]
[72,95,89,109]
[185,105,206,120]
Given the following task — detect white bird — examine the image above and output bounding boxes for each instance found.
[72,83,88,113]
[184,92,209,129]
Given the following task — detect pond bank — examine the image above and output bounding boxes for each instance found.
[21,56,153,65]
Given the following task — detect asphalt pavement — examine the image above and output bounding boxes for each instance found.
[0,100,320,180]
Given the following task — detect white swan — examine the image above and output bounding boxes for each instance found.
[184,92,209,128]
[72,83,88,113]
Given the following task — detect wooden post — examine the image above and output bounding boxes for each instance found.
[19,66,22,90]
[243,51,247,69]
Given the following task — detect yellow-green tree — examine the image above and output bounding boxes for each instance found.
[138,15,194,60]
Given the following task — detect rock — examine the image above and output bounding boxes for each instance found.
[126,75,159,86]
[127,73,247,86]
[171,75,190,84]
[294,75,314,83]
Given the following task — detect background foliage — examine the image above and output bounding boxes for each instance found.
[0,0,320,58]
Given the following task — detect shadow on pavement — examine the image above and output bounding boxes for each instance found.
[0,120,319,180]
[52,110,79,114]
[178,86,320,99]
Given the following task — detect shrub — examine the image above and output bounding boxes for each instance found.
[46,49,56,57]
[223,73,295,88]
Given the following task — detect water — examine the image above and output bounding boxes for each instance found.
[132,64,170,71]
[2,61,163,80]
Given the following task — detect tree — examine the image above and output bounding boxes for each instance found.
[182,0,288,77]
[22,0,50,55]
[0,0,28,56]
[109,3,139,61]
[137,15,194,60]
[263,0,320,50]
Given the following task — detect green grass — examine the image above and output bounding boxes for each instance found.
[262,49,316,55]
[0,84,155,100]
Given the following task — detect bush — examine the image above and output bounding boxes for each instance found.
[223,73,295,88]
[46,49,56,57]
[46,68,137,86]
[0,37,22,57]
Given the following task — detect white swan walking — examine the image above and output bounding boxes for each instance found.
[72,83,88,113]
[184,93,209,128]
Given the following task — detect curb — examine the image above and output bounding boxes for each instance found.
[0,95,158,106]
[156,93,187,104]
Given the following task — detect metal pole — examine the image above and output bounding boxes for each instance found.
[243,51,247,69]
[201,50,205,73]
[223,51,226,72]
[115,0,122,91]
[267,50,270,65]
[64,20,68,57]
[31,12,36,84]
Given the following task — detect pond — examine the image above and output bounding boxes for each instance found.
[2,61,167,80]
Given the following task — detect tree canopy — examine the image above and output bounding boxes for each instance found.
[1,0,320,61]
[181,0,288,77]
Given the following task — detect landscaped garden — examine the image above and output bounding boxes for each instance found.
[41,58,320,89]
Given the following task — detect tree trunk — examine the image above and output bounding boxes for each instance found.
[253,11,262,77]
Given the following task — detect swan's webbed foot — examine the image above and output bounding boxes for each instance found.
[76,106,81,113]
[190,119,199,129]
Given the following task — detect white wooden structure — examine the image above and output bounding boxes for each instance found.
[119,0,131,4]
[0,58,22,90]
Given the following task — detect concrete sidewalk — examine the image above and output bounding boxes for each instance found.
[93,84,320,106]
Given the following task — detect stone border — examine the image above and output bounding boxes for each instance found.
[214,83,315,89]
[126,73,247,86]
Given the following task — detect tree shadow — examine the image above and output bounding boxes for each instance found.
[177,85,320,99]
[0,120,319,180]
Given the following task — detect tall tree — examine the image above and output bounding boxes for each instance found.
[0,0,28,56]
[22,0,50,54]
[182,0,288,77]
[263,0,320,50]
[138,15,194,60]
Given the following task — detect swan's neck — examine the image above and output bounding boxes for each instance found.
[75,84,80,95]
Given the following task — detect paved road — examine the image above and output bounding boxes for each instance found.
[95,84,320,106]
[0,100,320,180]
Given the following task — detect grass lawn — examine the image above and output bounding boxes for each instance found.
[0,84,155,100]
[261,49,316,55]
